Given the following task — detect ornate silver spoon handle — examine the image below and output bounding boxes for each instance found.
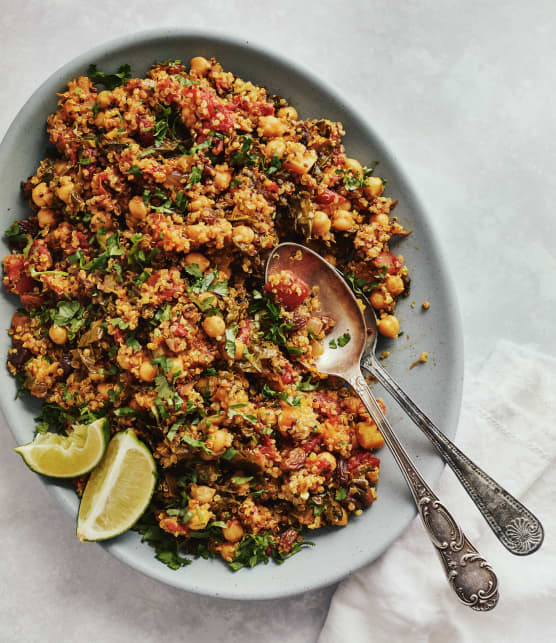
[361,353,544,556]
[349,370,499,611]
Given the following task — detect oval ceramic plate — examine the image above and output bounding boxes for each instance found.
[0,30,463,600]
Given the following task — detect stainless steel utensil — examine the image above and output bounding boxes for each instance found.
[266,242,499,611]
[356,283,544,557]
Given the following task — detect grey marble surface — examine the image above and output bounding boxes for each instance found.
[0,1,554,641]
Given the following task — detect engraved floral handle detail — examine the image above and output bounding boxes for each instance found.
[350,372,499,611]
[361,352,544,556]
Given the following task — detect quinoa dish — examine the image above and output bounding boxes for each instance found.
[3,56,410,570]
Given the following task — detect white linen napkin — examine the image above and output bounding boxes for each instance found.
[319,340,556,643]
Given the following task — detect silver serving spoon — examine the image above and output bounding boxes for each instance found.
[266,242,499,611]
[359,296,544,556]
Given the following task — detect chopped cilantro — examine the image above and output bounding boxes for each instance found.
[231,136,259,167]
[182,433,212,455]
[186,166,203,188]
[223,447,237,461]
[88,63,132,90]
[297,376,319,392]
[4,222,27,246]
[126,164,143,177]
[337,332,351,347]
[51,301,86,340]
[335,487,347,501]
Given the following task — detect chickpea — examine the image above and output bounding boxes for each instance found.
[32,182,53,208]
[184,252,210,273]
[97,90,112,108]
[318,452,337,471]
[214,166,232,191]
[97,382,112,400]
[187,505,211,530]
[169,356,184,378]
[56,181,74,205]
[311,341,324,357]
[344,157,363,176]
[277,106,298,120]
[206,429,231,455]
[278,406,297,431]
[63,100,79,120]
[218,542,237,562]
[385,274,404,296]
[190,485,216,503]
[369,289,387,310]
[364,176,384,199]
[203,315,225,338]
[265,138,286,158]
[312,211,331,237]
[258,115,288,138]
[49,325,67,345]
[90,211,112,232]
[356,421,385,450]
[377,314,400,339]
[232,225,255,245]
[94,110,106,128]
[222,519,244,543]
[190,56,211,76]
[128,196,148,222]
[37,208,57,228]
[189,195,211,211]
[139,361,158,382]
[117,351,131,370]
[332,211,354,232]
[371,213,390,227]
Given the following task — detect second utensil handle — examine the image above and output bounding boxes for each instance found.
[362,353,544,556]
[350,371,499,611]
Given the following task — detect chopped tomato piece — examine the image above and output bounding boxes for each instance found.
[347,450,380,472]
[265,270,310,310]
[373,251,401,275]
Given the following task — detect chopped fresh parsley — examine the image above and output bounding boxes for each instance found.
[88,63,132,90]
[134,514,191,570]
[231,136,259,167]
[186,166,203,188]
[222,447,238,461]
[297,376,319,392]
[126,164,143,177]
[182,434,212,455]
[4,222,27,246]
[51,300,86,340]
[335,487,347,501]
[337,332,351,347]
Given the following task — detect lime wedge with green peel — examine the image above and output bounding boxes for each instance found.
[14,418,109,478]
[77,429,157,542]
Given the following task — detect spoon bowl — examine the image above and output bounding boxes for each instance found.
[265,243,367,376]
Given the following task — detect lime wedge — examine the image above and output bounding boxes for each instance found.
[76,429,157,542]
[14,418,109,478]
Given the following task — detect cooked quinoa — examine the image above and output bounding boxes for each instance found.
[3,55,410,570]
